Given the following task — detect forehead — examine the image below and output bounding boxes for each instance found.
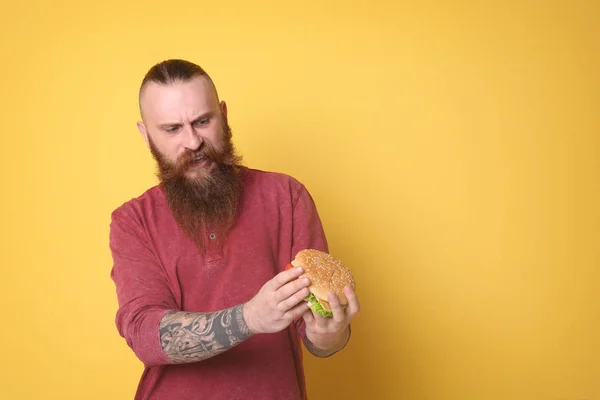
[140,76,218,121]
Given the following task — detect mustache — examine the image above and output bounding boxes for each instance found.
[155,140,242,181]
[176,143,220,171]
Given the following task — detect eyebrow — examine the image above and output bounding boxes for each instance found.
[158,111,214,130]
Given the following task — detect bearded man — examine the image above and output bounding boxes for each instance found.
[109,59,360,400]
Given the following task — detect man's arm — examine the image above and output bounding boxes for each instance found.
[302,287,360,358]
[288,184,359,357]
[159,267,315,364]
[111,206,311,366]
[160,266,316,364]
[159,305,253,363]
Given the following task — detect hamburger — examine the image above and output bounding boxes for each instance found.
[285,249,356,318]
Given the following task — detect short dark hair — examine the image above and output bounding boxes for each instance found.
[139,59,218,107]
[141,59,210,87]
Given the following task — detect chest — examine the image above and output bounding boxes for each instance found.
[153,195,294,312]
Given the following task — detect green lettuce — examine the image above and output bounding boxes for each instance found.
[304,293,333,318]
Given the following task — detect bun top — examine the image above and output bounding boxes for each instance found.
[291,249,355,305]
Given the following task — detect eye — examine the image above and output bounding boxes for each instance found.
[194,118,210,127]
[165,126,180,133]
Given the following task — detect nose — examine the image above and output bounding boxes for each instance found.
[182,124,202,151]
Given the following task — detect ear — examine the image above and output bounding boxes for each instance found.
[137,121,150,148]
[220,101,228,116]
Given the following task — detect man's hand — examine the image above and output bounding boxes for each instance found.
[303,286,360,356]
[243,266,311,334]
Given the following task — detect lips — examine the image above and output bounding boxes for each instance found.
[189,155,210,169]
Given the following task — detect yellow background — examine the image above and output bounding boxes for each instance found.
[1,0,598,399]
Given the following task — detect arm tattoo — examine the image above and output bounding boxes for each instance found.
[159,304,254,364]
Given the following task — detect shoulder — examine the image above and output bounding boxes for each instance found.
[110,185,165,225]
[242,167,308,199]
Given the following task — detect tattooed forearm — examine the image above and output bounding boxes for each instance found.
[159,304,254,364]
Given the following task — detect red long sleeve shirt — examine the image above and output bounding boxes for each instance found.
[109,167,328,400]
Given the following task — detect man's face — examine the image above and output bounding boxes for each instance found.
[136,75,242,247]
[137,76,227,180]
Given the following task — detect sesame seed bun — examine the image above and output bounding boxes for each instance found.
[291,249,356,312]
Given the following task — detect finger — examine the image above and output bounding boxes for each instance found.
[328,292,346,323]
[275,276,311,303]
[283,300,310,321]
[270,266,305,290]
[302,310,315,325]
[313,309,330,328]
[277,284,310,312]
[344,286,360,317]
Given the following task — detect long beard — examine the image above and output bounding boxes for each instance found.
[149,117,243,250]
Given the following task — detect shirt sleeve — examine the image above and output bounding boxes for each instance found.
[109,208,177,367]
[289,184,329,339]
